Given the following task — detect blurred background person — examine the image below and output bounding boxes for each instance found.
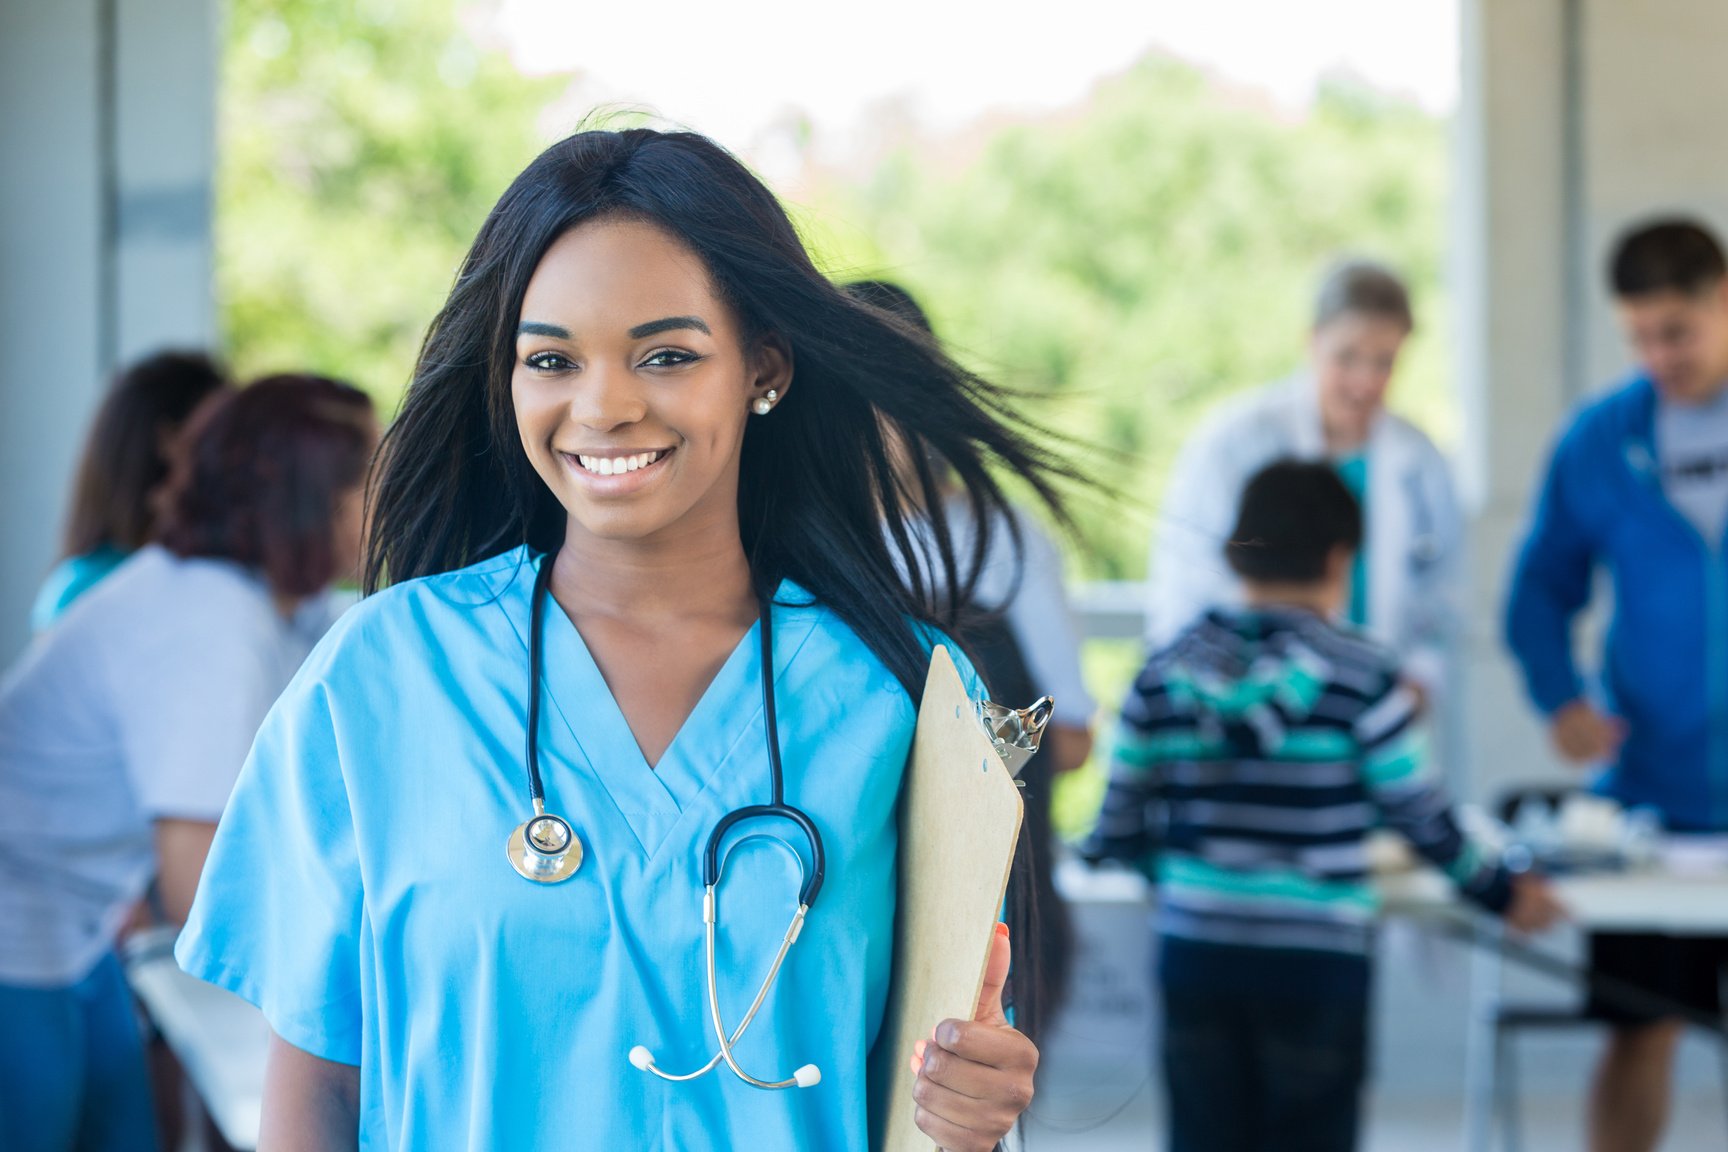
[32,350,233,633]
[1145,260,1463,764]
[1093,460,1561,1152]
[1505,217,1728,1152]
[846,277,1097,1035]
[0,374,376,1152]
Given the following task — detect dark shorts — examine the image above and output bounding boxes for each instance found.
[1585,932,1728,1027]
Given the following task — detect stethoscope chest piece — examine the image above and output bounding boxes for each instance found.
[517,554,827,1088]
[508,808,583,883]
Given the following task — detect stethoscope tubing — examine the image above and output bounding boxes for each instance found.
[524,552,827,1090]
[526,555,827,897]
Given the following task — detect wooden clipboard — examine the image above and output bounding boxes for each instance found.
[870,646,1026,1151]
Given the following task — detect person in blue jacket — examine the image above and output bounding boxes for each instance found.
[1506,216,1728,1152]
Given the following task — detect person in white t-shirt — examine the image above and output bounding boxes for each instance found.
[847,278,1097,1038]
[0,374,376,1152]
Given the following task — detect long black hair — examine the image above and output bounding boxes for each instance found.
[367,128,1080,696]
[846,275,1082,1039]
[365,129,1083,1046]
[63,350,231,557]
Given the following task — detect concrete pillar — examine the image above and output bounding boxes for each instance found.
[0,0,108,662]
[0,0,215,661]
[1578,1,1728,386]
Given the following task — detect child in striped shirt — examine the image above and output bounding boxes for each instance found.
[1087,459,1562,1152]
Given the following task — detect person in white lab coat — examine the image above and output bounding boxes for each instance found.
[1146,260,1464,743]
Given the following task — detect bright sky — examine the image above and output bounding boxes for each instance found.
[494,0,1459,166]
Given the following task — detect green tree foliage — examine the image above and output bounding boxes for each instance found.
[216,25,1449,837]
[810,58,1450,580]
[217,0,561,402]
[219,17,1449,586]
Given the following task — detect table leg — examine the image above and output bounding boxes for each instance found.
[1463,916,1503,1152]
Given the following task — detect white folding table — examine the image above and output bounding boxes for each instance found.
[1378,859,1728,1151]
[123,926,268,1151]
[122,857,1728,1152]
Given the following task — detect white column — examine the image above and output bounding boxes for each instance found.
[1456,0,1573,799]
[113,0,217,361]
[1578,0,1728,386]
[0,0,107,661]
[0,0,215,661]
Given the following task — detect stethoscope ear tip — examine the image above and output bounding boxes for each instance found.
[628,1045,654,1072]
[793,1064,822,1088]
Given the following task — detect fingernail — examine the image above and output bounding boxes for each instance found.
[996,921,1010,940]
[939,1022,962,1047]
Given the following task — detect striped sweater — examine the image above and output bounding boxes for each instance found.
[1086,607,1511,958]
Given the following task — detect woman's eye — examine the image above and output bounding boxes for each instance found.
[641,349,701,369]
[525,351,574,372]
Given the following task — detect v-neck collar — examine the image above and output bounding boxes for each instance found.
[503,551,819,860]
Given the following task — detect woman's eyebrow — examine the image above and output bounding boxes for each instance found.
[628,315,711,339]
[518,321,571,339]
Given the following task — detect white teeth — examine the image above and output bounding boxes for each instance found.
[574,450,663,476]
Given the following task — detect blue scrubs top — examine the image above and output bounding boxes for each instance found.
[30,545,129,633]
[177,547,979,1150]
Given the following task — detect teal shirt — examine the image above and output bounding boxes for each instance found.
[29,546,130,633]
[1334,454,1369,627]
[178,547,984,1150]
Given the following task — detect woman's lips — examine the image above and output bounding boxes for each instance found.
[558,446,674,491]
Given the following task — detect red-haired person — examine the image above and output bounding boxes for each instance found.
[0,375,376,1152]
[32,350,233,632]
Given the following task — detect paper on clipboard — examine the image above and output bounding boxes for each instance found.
[870,646,1026,1152]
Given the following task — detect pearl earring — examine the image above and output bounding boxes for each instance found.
[752,389,779,416]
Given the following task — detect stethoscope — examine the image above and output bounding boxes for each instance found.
[507,555,828,1090]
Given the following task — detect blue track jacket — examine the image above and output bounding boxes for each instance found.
[1506,375,1728,831]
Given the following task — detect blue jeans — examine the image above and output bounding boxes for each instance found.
[0,953,160,1152]
[1161,973,1369,1152]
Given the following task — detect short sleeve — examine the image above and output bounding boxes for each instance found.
[112,611,279,822]
[175,672,364,1065]
[915,623,989,703]
[29,559,84,633]
[1002,516,1095,725]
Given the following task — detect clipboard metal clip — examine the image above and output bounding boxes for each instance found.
[976,696,1054,780]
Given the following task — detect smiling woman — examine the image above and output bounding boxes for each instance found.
[507,221,786,560]
[174,128,1081,1151]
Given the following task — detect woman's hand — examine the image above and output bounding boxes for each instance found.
[910,922,1038,1151]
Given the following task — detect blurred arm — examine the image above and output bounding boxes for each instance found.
[1504,428,1597,717]
[154,818,218,924]
[1041,724,1094,775]
[1356,683,1512,913]
[1146,419,1240,648]
[1078,667,1166,877]
[1000,514,1096,747]
[259,1030,360,1152]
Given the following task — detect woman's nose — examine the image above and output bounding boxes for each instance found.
[570,363,648,430]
